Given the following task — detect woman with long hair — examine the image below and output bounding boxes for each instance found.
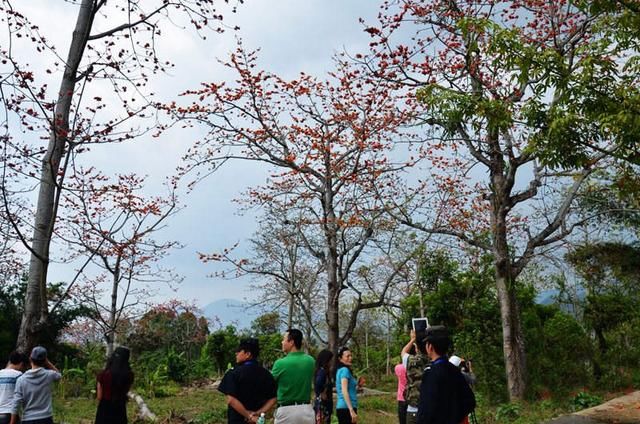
[314,349,333,424]
[95,347,134,424]
[335,347,364,424]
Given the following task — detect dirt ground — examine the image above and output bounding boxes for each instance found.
[545,391,640,424]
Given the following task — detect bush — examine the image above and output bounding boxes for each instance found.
[527,308,593,395]
[58,367,87,399]
[495,402,521,422]
[572,392,602,411]
[165,348,188,383]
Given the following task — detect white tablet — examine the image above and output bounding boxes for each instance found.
[412,317,429,333]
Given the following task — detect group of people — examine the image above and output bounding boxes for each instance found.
[0,345,133,424]
[0,347,62,424]
[218,328,364,424]
[395,326,476,424]
[1,325,474,424]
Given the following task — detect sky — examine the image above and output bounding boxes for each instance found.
[8,0,381,308]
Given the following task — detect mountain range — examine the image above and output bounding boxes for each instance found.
[202,298,260,329]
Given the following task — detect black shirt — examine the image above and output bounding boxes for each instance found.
[218,360,277,424]
[416,357,475,424]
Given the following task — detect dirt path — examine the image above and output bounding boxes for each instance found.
[545,391,640,424]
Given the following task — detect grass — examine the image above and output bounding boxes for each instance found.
[52,381,620,423]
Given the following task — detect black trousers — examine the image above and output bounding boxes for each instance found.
[22,418,53,424]
[336,408,357,424]
[398,400,408,424]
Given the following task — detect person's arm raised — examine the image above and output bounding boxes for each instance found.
[401,329,416,357]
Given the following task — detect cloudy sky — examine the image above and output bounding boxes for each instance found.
[10,0,381,307]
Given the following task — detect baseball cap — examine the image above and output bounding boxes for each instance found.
[423,325,449,342]
[30,346,47,362]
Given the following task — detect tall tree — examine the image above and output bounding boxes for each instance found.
[62,169,180,355]
[169,46,417,353]
[0,0,234,350]
[360,0,622,399]
[204,205,326,335]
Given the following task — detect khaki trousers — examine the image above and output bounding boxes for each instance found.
[274,404,315,424]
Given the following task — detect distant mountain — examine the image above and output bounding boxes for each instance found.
[535,288,586,315]
[202,298,260,329]
[536,289,558,305]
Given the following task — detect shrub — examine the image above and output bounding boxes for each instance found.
[495,402,521,422]
[572,392,602,411]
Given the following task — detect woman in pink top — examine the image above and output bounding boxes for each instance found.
[394,363,407,424]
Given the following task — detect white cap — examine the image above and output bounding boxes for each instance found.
[449,355,463,367]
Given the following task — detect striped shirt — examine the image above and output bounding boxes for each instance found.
[0,369,22,413]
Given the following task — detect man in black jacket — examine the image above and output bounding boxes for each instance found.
[416,326,475,424]
[218,338,277,423]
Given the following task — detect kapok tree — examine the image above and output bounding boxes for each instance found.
[61,168,180,355]
[0,0,236,350]
[360,0,623,399]
[204,203,326,336]
[168,46,418,353]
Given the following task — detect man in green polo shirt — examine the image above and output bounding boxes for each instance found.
[271,328,315,424]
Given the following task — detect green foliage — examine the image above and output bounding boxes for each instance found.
[204,325,239,375]
[565,238,640,387]
[396,251,605,402]
[525,306,593,396]
[165,347,188,383]
[400,251,509,402]
[0,280,22,358]
[582,167,640,229]
[572,392,603,411]
[528,5,640,169]
[126,305,210,384]
[495,402,522,422]
[190,344,215,380]
[134,350,169,397]
[58,367,87,399]
[256,332,283,369]
[0,278,92,361]
[251,312,281,335]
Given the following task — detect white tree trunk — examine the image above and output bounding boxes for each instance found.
[17,0,94,351]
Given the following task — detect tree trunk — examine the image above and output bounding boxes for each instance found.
[323,168,340,355]
[493,204,527,400]
[495,268,527,400]
[326,236,340,355]
[17,0,94,351]
[106,258,121,357]
[386,312,391,375]
[287,266,295,329]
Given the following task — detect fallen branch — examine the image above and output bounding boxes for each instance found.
[129,391,158,422]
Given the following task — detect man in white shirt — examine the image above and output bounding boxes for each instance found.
[0,351,27,424]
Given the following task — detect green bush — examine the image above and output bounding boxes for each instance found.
[166,347,188,383]
[58,368,87,399]
[572,392,602,411]
[527,308,593,396]
[495,402,521,422]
